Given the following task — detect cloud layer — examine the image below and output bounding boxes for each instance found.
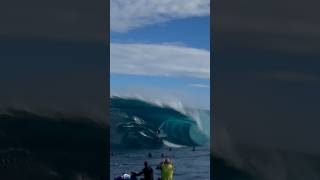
[189,83,210,88]
[110,43,210,79]
[111,0,210,32]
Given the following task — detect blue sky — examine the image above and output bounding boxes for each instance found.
[110,0,210,109]
[111,16,210,50]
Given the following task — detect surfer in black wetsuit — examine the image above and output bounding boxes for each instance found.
[155,128,162,142]
[135,161,154,180]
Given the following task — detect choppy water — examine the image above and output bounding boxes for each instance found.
[110,146,210,180]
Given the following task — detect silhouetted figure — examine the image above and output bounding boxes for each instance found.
[136,161,154,180]
[161,153,164,158]
[192,146,195,151]
[168,148,172,151]
[148,153,152,158]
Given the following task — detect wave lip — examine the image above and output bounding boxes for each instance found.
[110,96,210,149]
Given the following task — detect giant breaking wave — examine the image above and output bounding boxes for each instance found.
[110,96,210,149]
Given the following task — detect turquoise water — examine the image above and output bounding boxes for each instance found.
[110,96,210,149]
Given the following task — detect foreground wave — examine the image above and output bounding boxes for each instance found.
[0,109,106,180]
[110,96,210,149]
[212,144,320,180]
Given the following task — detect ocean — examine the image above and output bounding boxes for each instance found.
[0,109,106,180]
[110,96,211,179]
[109,96,320,180]
[110,146,210,180]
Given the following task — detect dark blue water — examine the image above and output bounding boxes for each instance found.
[0,109,106,180]
[110,96,210,179]
[211,144,320,180]
[110,146,210,180]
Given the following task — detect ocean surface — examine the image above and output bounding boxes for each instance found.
[109,96,320,180]
[110,96,211,179]
[110,146,210,180]
[0,109,106,180]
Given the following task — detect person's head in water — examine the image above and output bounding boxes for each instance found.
[148,153,152,158]
[165,158,170,164]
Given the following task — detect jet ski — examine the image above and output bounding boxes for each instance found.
[114,172,138,180]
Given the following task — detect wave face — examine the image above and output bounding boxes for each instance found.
[0,109,106,180]
[212,145,320,180]
[212,123,320,180]
[110,96,210,149]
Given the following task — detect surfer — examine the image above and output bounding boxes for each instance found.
[148,153,152,158]
[155,128,163,142]
[135,161,154,180]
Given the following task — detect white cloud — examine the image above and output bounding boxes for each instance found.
[111,0,210,32]
[189,84,210,88]
[110,43,210,79]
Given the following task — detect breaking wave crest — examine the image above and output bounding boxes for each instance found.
[110,96,210,149]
